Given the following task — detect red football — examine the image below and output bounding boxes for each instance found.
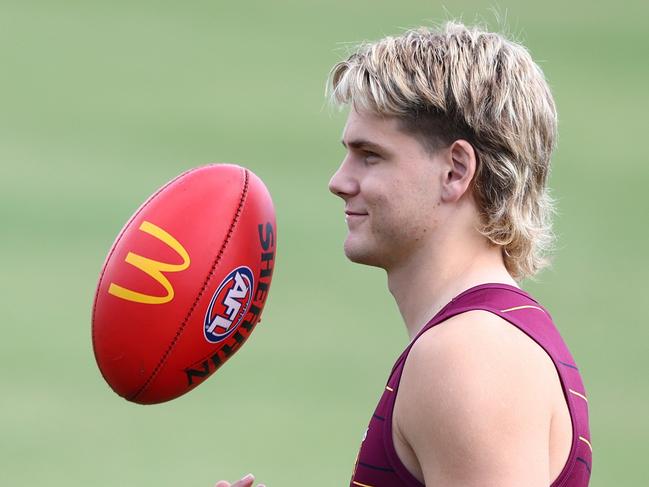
[92,164,276,404]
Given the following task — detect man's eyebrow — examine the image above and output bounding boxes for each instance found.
[341,139,389,153]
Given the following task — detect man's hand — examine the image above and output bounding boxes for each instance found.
[215,473,265,487]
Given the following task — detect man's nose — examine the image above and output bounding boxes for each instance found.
[328,158,359,199]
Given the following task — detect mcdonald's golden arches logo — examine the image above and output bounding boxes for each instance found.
[108,221,191,304]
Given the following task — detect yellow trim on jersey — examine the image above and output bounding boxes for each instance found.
[385,386,394,392]
[352,481,375,487]
[569,388,589,403]
[500,305,546,313]
[579,436,593,453]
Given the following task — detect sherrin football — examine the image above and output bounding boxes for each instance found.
[92,164,276,404]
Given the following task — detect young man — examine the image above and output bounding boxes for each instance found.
[217,22,591,487]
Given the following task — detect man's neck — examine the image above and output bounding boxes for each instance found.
[386,233,517,340]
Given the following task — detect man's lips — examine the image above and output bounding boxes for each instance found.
[345,210,368,225]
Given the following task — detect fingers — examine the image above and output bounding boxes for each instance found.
[231,474,255,487]
[215,474,257,487]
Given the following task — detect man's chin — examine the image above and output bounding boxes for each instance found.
[343,241,384,268]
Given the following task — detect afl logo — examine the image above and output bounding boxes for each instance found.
[204,266,254,343]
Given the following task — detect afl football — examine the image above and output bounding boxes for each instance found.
[92,164,276,404]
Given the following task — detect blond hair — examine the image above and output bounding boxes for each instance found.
[328,22,557,280]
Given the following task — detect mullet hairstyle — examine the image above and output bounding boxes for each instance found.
[328,22,558,281]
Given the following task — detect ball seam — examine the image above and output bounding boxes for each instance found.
[129,167,250,402]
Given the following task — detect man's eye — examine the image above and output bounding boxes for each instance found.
[364,151,381,163]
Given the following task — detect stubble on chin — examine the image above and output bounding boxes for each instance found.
[343,216,430,270]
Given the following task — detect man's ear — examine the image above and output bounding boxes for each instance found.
[441,139,477,203]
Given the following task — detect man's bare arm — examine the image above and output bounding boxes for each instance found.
[394,310,557,486]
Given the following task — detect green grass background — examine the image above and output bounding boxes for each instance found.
[1,0,647,485]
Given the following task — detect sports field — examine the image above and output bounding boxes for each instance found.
[1,1,647,485]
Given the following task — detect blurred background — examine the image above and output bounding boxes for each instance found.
[1,0,647,485]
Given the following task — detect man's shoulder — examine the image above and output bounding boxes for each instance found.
[406,309,557,385]
[393,310,557,483]
[395,309,558,450]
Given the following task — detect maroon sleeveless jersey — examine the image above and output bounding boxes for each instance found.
[350,283,591,487]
